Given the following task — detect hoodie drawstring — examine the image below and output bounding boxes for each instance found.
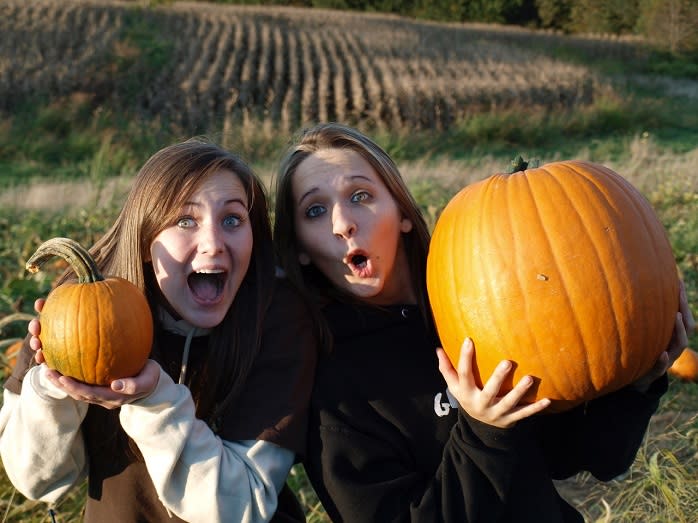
[178,328,195,385]
[157,307,211,385]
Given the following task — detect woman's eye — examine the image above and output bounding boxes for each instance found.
[351,191,370,203]
[306,205,326,218]
[177,217,196,228]
[223,214,242,227]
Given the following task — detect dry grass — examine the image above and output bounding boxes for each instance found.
[555,399,698,523]
[0,0,650,135]
[2,133,695,215]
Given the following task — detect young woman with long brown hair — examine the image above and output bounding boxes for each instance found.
[1,139,318,522]
[272,122,693,522]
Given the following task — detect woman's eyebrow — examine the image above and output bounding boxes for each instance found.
[182,197,248,207]
[297,187,318,208]
[297,175,375,207]
[224,197,248,207]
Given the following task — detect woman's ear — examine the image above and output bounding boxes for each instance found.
[298,252,311,265]
[400,217,413,233]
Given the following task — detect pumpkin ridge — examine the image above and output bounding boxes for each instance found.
[524,165,589,400]
[579,164,652,382]
[529,165,607,400]
[447,187,474,371]
[480,175,518,385]
[579,162,676,379]
[476,175,513,387]
[94,289,105,384]
[503,171,556,396]
[555,162,627,392]
[77,286,90,384]
[564,162,640,388]
[451,189,470,365]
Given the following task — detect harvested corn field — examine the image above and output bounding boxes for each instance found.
[0,0,646,133]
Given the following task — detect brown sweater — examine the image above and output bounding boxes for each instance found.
[5,278,318,522]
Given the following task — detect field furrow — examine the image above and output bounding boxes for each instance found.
[0,0,645,132]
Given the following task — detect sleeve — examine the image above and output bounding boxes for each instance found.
[0,365,88,503]
[304,405,522,523]
[536,373,668,481]
[119,367,295,523]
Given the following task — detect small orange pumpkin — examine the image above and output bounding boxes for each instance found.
[668,348,698,382]
[26,237,153,385]
[0,312,35,375]
[427,159,678,412]
[1,339,23,374]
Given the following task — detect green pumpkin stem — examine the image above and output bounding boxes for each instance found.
[508,155,540,173]
[509,155,528,173]
[25,237,104,284]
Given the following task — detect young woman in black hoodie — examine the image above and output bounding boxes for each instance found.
[272,122,694,522]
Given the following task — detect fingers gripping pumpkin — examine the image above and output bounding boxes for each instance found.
[26,237,153,385]
[427,159,679,412]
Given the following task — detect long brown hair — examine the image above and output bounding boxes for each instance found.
[62,138,275,425]
[273,123,432,325]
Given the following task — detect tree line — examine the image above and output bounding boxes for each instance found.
[202,0,697,56]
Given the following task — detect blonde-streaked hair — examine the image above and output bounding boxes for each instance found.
[60,138,275,426]
[273,122,433,325]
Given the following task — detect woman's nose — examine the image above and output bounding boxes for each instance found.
[332,205,357,239]
[198,224,225,254]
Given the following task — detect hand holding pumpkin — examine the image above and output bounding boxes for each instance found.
[437,337,551,429]
[631,311,690,393]
[25,237,153,385]
[40,360,160,409]
[632,280,696,391]
[28,298,46,365]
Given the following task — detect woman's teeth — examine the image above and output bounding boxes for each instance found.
[188,270,225,300]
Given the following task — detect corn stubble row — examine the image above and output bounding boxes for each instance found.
[0,0,644,132]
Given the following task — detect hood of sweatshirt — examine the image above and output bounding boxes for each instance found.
[157,307,211,384]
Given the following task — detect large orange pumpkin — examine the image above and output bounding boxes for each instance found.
[427,159,678,412]
[26,237,153,385]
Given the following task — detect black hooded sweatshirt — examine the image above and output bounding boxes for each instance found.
[303,301,667,523]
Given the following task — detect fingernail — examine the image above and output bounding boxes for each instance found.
[498,360,511,372]
[112,380,124,392]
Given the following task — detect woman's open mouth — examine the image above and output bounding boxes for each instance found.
[350,253,367,269]
[188,269,227,303]
[345,251,373,278]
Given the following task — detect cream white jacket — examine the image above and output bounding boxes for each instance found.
[0,364,294,523]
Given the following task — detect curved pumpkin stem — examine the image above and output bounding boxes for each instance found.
[25,237,104,284]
